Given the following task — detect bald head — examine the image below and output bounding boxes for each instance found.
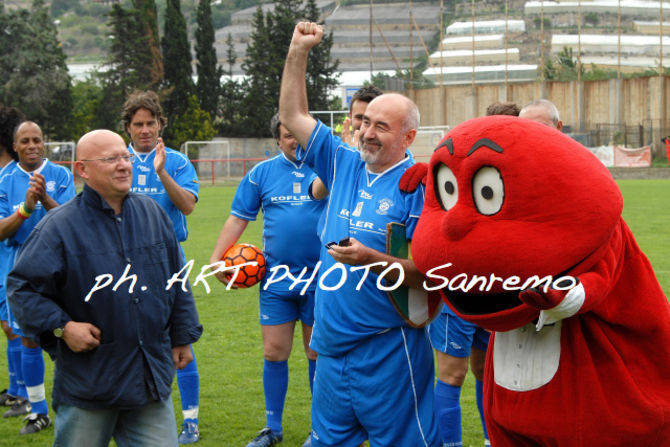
[76,129,126,161]
[519,99,562,130]
[368,93,420,133]
[358,93,419,173]
[75,130,132,211]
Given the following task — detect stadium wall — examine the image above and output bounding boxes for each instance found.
[409,75,670,155]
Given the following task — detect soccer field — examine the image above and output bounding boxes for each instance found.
[0,179,668,446]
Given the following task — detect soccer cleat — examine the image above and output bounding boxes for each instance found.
[245,427,283,447]
[178,420,200,444]
[19,413,51,435]
[0,389,19,406]
[302,434,312,447]
[3,398,30,418]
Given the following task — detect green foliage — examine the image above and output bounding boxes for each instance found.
[0,0,73,140]
[195,0,223,119]
[543,46,582,81]
[133,0,163,88]
[96,3,158,130]
[236,0,339,137]
[162,0,195,144]
[584,12,599,26]
[533,17,551,29]
[69,78,105,138]
[165,95,216,149]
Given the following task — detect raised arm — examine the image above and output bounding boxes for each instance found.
[279,22,323,147]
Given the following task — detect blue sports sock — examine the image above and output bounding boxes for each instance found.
[435,379,462,446]
[7,337,22,397]
[177,347,199,424]
[475,379,489,442]
[308,359,316,395]
[263,360,288,434]
[21,345,48,415]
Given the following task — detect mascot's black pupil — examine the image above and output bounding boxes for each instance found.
[481,185,494,200]
[444,181,455,195]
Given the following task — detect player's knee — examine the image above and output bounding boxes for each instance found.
[263,343,291,362]
[437,358,468,386]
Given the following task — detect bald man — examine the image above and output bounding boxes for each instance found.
[279,22,438,447]
[7,130,202,447]
[519,99,563,130]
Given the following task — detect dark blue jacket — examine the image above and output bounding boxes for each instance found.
[7,185,203,409]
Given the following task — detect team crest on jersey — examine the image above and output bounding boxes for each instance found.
[291,171,305,178]
[46,181,56,193]
[359,190,372,200]
[376,198,393,215]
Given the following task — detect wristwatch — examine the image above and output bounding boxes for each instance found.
[53,326,65,338]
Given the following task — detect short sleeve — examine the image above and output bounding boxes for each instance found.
[230,168,261,221]
[403,183,425,240]
[169,153,199,201]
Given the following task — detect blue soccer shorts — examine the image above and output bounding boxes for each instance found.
[259,288,315,326]
[310,326,439,446]
[427,306,490,357]
[5,296,23,337]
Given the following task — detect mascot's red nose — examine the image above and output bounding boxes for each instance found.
[442,206,474,241]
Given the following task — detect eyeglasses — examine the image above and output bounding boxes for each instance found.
[80,154,135,164]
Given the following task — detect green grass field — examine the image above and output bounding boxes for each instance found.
[0,179,668,446]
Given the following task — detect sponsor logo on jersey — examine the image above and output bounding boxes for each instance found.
[291,171,305,178]
[352,201,363,217]
[46,181,56,193]
[339,208,350,217]
[359,190,372,200]
[137,165,151,173]
[376,198,393,215]
[270,194,310,202]
[352,219,374,230]
[293,182,301,194]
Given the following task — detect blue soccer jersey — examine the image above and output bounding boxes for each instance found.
[231,153,325,293]
[0,159,75,248]
[129,144,199,242]
[297,121,425,356]
[0,160,16,310]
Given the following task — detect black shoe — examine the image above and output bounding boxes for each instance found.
[245,427,283,447]
[0,389,14,406]
[20,413,51,435]
[3,398,30,418]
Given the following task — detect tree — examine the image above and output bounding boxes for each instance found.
[0,0,73,140]
[240,0,339,137]
[224,32,236,77]
[161,0,195,147]
[97,3,157,130]
[168,95,216,150]
[133,0,163,89]
[195,0,222,119]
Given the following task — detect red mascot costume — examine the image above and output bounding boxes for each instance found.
[407,116,670,446]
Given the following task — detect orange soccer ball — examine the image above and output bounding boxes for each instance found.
[221,243,267,288]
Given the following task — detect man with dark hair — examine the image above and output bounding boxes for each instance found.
[0,106,25,412]
[122,90,202,444]
[342,85,384,145]
[0,120,75,434]
[7,129,202,446]
[485,101,520,117]
[210,113,324,447]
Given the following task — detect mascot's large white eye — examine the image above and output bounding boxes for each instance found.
[435,163,458,211]
[472,166,504,215]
